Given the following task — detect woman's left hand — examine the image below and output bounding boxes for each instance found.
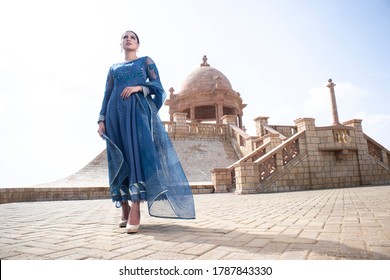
[121,86,142,99]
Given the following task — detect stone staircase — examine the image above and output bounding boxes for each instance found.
[171,139,239,182]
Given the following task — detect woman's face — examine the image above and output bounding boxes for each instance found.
[121,31,139,51]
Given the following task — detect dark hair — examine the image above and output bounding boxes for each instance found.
[122,30,140,44]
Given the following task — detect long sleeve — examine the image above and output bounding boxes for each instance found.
[98,67,114,122]
[142,57,166,111]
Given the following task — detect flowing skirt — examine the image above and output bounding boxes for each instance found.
[104,93,195,219]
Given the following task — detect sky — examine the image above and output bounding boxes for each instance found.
[0,0,389,188]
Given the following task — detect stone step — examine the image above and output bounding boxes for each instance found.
[171,139,239,182]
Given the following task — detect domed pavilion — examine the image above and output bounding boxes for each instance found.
[165,56,247,128]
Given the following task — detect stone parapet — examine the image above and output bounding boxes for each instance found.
[188,182,214,194]
[163,121,229,140]
[0,182,215,204]
[0,186,109,204]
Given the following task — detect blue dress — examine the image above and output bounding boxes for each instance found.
[99,56,195,219]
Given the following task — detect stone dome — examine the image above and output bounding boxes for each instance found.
[165,55,246,127]
[180,65,233,95]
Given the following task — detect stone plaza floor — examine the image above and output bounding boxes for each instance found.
[0,185,389,260]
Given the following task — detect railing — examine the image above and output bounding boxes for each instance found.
[262,125,288,140]
[367,140,383,161]
[364,134,390,165]
[188,123,225,134]
[229,124,251,147]
[227,142,271,169]
[222,139,271,190]
[163,121,175,133]
[258,154,277,182]
[231,168,236,188]
[162,121,226,138]
[254,138,264,149]
[211,130,304,192]
[282,138,300,165]
[254,131,305,182]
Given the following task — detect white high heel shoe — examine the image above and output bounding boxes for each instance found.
[118,219,128,228]
[127,204,140,233]
[126,223,140,233]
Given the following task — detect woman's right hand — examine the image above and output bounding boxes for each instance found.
[121,86,142,99]
[98,122,105,138]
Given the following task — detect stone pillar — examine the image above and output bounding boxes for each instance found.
[343,119,362,131]
[211,168,231,193]
[294,118,316,156]
[173,112,187,125]
[221,115,238,126]
[217,103,223,124]
[343,119,364,145]
[254,116,269,137]
[238,114,243,129]
[190,106,196,122]
[326,79,341,126]
[294,118,316,133]
[263,134,283,150]
[168,87,175,122]
[342,119,367,183]
[173,112,187,136]
[234,162,257,195]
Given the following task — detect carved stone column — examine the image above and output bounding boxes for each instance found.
[326,79,341,126]
[190,106,196,122]
[238,114,243,129]
[217,103,223,124]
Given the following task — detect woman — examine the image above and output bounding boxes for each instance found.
[97,31,195,233]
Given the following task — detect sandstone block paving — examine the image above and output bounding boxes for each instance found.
[0,186,389,260]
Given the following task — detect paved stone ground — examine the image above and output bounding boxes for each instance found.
[0,185,389,260]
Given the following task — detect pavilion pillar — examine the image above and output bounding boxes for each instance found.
[190,106,196,122]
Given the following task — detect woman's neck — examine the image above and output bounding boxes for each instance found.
[124,51,138,62]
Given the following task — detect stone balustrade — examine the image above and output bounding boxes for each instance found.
[162,121,228,140]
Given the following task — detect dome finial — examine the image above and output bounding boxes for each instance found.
[200,55,210,67]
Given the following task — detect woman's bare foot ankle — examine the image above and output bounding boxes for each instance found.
[121,201,130,221]
[128,201,140,225]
